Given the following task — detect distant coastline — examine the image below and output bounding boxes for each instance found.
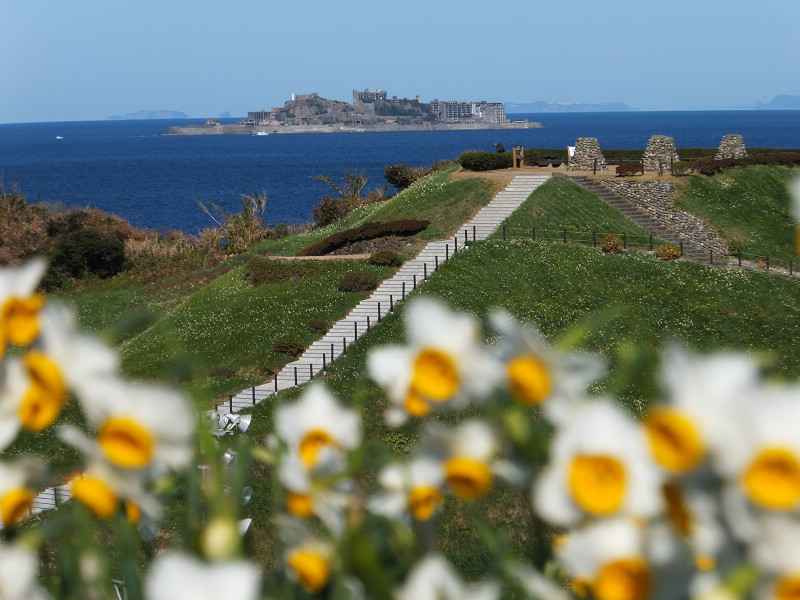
[164,120,543,135]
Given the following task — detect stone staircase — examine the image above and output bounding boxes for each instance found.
[223,174,551,414]
[565,174,707,263]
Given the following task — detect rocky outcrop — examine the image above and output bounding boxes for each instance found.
[715,134,747,159]
[643,135,680,171]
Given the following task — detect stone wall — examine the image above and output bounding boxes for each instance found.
[715,134,747,159]
[598,179,730,255]
[643,135,680,171]
[569,137,606,171]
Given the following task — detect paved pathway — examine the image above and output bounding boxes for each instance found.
[30,173,550,515]
[222,173,550,414]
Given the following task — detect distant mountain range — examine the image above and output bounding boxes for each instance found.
[505,101,634,113]
[754,95,800,110]
[109,110,188,120]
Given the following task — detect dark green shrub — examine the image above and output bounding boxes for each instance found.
[601,234,624,254]
[272,337,305,357]
[297,219,430,256]
[311,196,350,227]
[338,270,378,292]
[243,256,327,285]
[523,148,569,164]
[602,149,645,164]
[49,228,125,280]
[616,163,644,177]
[672,161,692,175]
[368,250,402,267]
[653,243,681,261]
[307,318,329,336]
[384,164,430,190]
[458,152,512,171]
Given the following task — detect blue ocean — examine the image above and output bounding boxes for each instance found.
[1,111,798,233]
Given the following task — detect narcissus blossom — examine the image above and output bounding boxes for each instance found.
[0,542,50,600]
[368,297,499,427]
[0,257,48,354]
[275,383,360,470]
[0,459,42,527]
[534,400,663,525]
[145,552,261,600]
[368,457,445,522]
[395,554,499,600]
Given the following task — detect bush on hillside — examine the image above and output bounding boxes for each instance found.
[368,250,402,267]
[691,152,800,175]
[272,337,305,357]
[672,161,692,175]
[653,243,681,261]
[616,163,644,177]
[46,228,126,287]
[458,151,512,171]
[307,318,330,336]
[338,270,378,292]
[297,219,430,256]
[384,164,431,190]
[601,234,624,254]
[243,256,327,285]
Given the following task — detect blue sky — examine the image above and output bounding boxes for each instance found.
[2,0,798,123]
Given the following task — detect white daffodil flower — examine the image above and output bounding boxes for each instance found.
[144,552,261,600]
[275,383,361,470]
[367,297,500,427]
[66,455,161,522]
[644,347,755,475]
[421,420,520,501]
[714,387,800,514]
[0,459,43,527]
[0,257,48,353]
[489,309,604,423]
[558,518,659,600]
[395,554,499,600]
[0,358,33,450]
[278,453,354,536]
[0,542,50,600]
[61,378,194,474]
[534,400,663,525]
[368,457,444,522]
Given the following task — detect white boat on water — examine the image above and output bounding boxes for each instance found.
[254,132,269,136]
[55,136,63,140]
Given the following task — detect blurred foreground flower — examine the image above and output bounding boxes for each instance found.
[145,552,261,600]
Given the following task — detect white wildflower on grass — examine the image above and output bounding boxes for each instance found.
[534,400,663,525]
[144,552,261,600]
[275,383,360,470]
[395,554,499,600]
[368,297,499,427]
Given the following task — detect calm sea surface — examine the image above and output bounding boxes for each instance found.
[1,111,798,233]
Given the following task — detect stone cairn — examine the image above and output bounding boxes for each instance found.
[715,134,747,159]
[643,135,680,171]
[569,137,606,171]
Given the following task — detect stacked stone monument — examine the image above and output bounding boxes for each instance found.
[643,135,680,171]
[715,134,747,159]
[569,137,606,171]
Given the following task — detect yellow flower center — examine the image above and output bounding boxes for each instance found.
[444,457,493,500]
[569,454,627,516]
[507,355,552,405]
[98,417,155,469]
[286,492,314,518]
[0,487,35,526]
[404,388,432,417]
[19,351,66,432]
[409,485,443,521]
[70,475,119,519]
[645,408,704,474]
[662,483,691,536]
[593,558,652,600]
[299,429,334,468]
[571,578,591,598]
[125,500,141,523]
[287,550,331,593]
[2,294,45,347]
[695,555,716,571]
[411,348,458,401]
[775,575,800,600]
[742,447,800,510]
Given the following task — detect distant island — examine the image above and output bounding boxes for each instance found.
[504,101,635,113]
[754,95,800,110]
[166,90,541,135]
[110,110,188,120]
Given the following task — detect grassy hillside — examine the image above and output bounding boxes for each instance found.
[674,165,798,258]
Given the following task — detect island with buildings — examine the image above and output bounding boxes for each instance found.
[165,89,541,135]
